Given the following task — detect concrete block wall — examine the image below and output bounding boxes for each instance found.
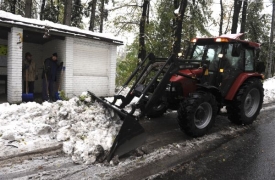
[73,76,108,96]
[7,27,23,103]
[73,39,108,76]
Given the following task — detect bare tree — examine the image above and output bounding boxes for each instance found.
[40,0,46,20]
[25,0,32,18]
[240,0,248,39]
[219,0,223,36]
[173,0,188,55]
[63,0,73,26]
[138,0,149,61]
[99,0,104,33]
[231,0,242,34]
[10,0,16,14]
[268,0,275,78]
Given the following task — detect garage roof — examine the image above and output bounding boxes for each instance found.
[0,10,123,45]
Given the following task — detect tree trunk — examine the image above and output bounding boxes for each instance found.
[173,0,179,27]
[99,0,104,33]
[219,0,223,36]
[63,0,72,26]
[138,0,149,61]
[10,0,16,14]
[57,0,60,23]
[40,0,46,20]
[174,0,179,9]
[240,0,248,39]
[268,0,275,78]
[173,0,188,55]
[24,0,32,18]
[89,0,97,31]
[231,0,242,34]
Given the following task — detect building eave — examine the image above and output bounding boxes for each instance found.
[0,17,124,45]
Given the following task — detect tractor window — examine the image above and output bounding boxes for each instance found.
[223,44,243,70]
[192,45,204,60]
[192,44,222,71]
[245,49,254,71]
[192,45,222,62]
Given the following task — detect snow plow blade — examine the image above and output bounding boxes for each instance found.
[87,91,146,162]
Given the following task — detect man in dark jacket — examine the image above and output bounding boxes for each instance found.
[42,53,63,101]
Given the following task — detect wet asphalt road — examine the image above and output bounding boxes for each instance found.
[0,104,274,180]
[151,106,275,180]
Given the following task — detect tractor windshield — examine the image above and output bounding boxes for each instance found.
[190,43,244,72]
[191,44,223,71]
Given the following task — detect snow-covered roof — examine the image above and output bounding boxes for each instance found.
[0,10,123,45]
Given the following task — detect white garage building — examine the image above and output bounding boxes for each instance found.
[0,10,123,103]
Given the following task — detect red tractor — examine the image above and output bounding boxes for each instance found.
[89,33,265,161]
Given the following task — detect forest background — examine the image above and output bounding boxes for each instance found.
[0,0,273,85]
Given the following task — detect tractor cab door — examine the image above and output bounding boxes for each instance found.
[191,42,246,97]
[191,43,223,87]
[218,43,244,97]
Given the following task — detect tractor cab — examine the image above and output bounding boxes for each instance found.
[185,34,262,97]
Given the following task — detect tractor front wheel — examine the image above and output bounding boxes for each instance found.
[177,91,218,137]
[146,101,167,118]
[227,78,263,125]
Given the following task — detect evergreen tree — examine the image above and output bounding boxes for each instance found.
[116,0,215,85]
[246,0,271,75]
[71,0,84,28]
[43,0,59,23]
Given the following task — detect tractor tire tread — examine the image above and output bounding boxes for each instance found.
[177,91,217,137]
[227,78,263,125]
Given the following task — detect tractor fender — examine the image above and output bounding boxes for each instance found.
[225,73,263,100]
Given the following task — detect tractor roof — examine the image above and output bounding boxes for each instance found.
[192,33,260,49]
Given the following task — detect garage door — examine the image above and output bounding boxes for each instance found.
[73,43,109,76]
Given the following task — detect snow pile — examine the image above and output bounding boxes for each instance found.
[0,92,122,164]
[263,76,275,104]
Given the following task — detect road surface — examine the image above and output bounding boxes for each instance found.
[0,103,274,180]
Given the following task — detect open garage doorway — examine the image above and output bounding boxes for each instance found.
[22,30,65,103]
[0,27,8,103]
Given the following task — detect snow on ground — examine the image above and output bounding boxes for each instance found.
[0,92,122,164]
[0,77,274,165]
[263,76,275,104]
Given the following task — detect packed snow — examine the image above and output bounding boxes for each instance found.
[0,10,122,42]
[0,92,122,164]
[0,77,275,165]
[263,76,275,104]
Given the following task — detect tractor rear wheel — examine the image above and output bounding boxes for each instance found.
[177,91,218,137]
[227,78,263,125]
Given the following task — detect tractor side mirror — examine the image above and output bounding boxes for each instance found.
[256,61,266,74]
[232,43,242,57]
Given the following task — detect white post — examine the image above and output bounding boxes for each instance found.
[108,45,117,96]
[7,27,23,103]
[63,37,74,98]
